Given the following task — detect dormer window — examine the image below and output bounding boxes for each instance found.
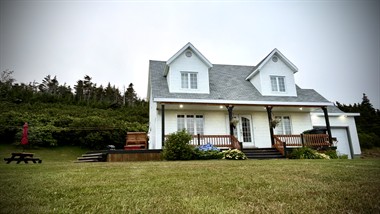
[270,76,286,92]
[181,72,198,89]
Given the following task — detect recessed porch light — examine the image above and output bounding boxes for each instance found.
[219,105,223,109]
[299,107,303,110]
[179,104,184,108]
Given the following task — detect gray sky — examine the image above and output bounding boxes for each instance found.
[1,0,379,109]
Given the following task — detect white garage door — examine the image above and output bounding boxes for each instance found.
[331,128,352,159]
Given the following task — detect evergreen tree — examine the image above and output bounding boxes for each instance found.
[74,80,84,102]
[125,83,138,106]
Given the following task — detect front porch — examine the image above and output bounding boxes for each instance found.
[166,133,335,158]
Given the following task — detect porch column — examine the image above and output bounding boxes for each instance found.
[226,105,234,136]
[266,106,275,146]
[321,106,333,146]
[161,104,165,147]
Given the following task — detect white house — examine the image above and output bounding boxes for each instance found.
[148,43,361,159]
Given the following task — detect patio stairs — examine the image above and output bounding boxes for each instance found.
[76,152,108,163]
[242,148,285,159]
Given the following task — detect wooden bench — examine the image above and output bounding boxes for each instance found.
[125,132,147,150]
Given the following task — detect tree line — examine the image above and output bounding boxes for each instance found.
[0,70,143,108]
[336,93,380,149]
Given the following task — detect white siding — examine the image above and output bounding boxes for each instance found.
[258,57,297,96]
[310,114,361,159]
[249,74,261,92]
[167,51,210,94]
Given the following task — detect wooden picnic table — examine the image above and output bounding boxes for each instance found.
[4,152,42,164]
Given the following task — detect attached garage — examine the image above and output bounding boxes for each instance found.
[331,127,353,159]
[311,110,361,159]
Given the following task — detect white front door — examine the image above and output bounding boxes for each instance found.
[237,115,254,147]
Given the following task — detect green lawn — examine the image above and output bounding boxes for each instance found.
[1,146,379,214]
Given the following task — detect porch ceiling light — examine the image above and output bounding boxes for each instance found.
[219,105,223,109]
[179,104,184,108]
[299,107,303,110]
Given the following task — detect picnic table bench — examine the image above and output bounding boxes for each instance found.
[4,152,42,164]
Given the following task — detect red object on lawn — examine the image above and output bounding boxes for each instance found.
[21,122,28,146]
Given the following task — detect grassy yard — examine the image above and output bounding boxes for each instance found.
[0,146,379,214]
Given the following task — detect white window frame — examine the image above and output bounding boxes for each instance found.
[181,72,198,89]
[177,114,204,135]
[270,76,286,92]
[274,115,292,135]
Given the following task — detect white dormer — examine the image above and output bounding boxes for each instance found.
[246,49,298,97]
[165,43,212,94]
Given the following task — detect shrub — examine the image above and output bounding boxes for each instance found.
[324,149,339,159]
[289,147,330,159]
[289,147,317,159]
[222,149,247,160]
[339,154,349,159]
[193,143,223,160]
[162,130,193,160]
[359,132,380,149]
[193,149,223,160]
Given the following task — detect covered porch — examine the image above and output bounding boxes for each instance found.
[158,102,335,155]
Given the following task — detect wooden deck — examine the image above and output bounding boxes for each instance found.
[107,150,162,162]
[273,134,334,156]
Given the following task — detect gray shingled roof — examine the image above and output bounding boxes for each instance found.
[149,60,331,105]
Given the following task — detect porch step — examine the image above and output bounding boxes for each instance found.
[76,152,108,163]
[243,148,284,159]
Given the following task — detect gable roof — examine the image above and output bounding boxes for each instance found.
[164,42,212,76]
[149,60,332,106]
[245,48,298,80]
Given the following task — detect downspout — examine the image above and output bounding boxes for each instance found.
[321,106,333,146]
[266,106,275,146]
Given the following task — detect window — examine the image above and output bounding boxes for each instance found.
[274,116,292,134]
[181,72,198,89]
[177,115,204,135]
[270,76,286,92]
[195,115,204,135]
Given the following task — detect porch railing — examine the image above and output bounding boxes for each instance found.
[273,136,286,156]
[274,134,331,147]
[165,134,241,150]
[273,134,332,156]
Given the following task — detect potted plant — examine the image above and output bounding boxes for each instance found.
[270,118,281,128]
[230,117,239,128]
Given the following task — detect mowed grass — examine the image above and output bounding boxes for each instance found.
[0,146,379,214]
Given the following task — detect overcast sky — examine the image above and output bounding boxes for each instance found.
[1,0,379,109]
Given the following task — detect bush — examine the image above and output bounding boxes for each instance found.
[193,149,223,160]
[222,149,247,160]
[193,143,223,160]
[339,154,349,159]
[324,149,339,159]
[359,132,380,149]
[162,130,193,160]
[289,147,330,159]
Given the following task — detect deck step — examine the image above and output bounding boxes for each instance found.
[75,152,108,163]
[243,148,285,159]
